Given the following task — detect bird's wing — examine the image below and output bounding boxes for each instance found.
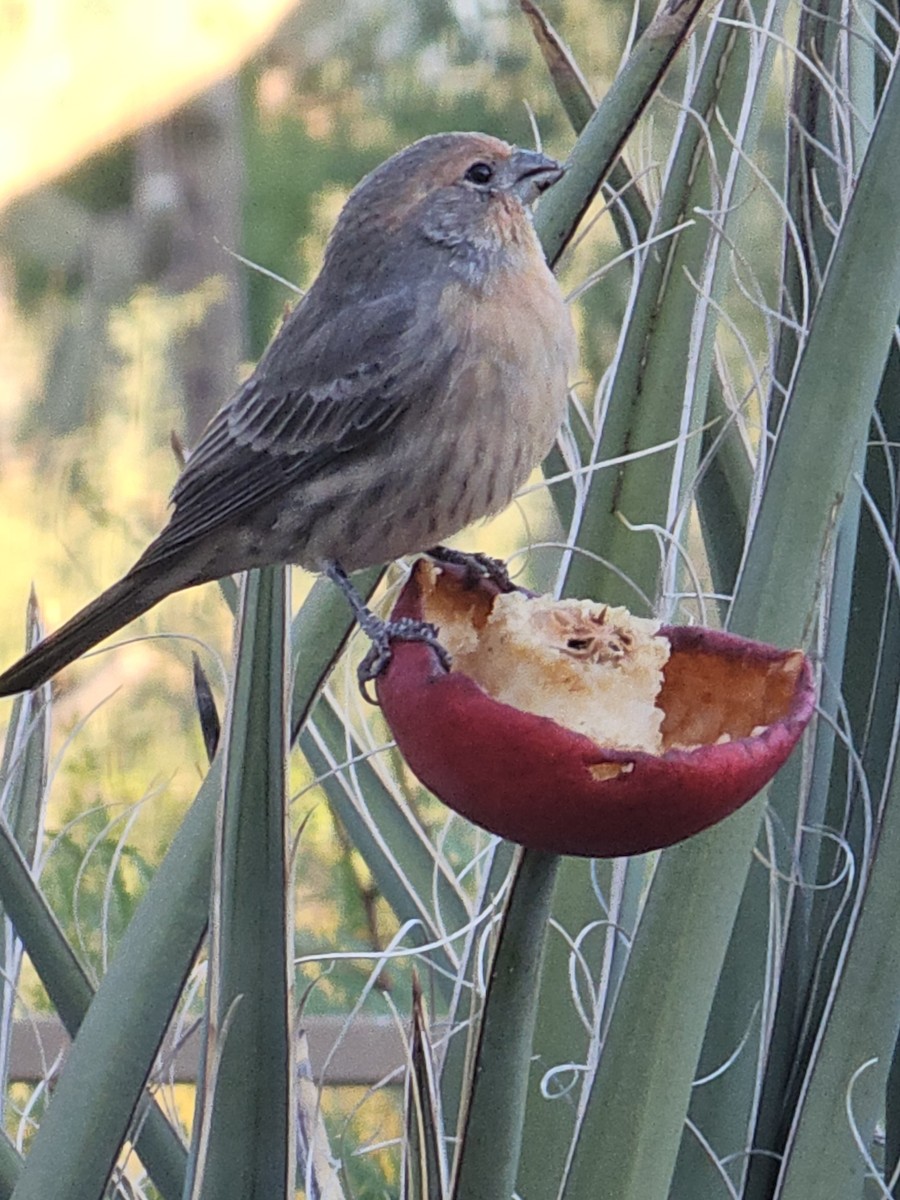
[142,289,446,564]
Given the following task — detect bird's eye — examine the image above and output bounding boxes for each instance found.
[464,161,494,185]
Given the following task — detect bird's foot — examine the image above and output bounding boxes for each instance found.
[325,560,451,703]
[357,615,451,703]
[426,545,520,593]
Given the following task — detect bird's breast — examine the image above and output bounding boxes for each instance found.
[437,255,576,468]
[287,254,576,574]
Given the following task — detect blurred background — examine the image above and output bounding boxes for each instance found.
[5,1,898,1194]
[0,0,643,1172]
[0,0,642,690]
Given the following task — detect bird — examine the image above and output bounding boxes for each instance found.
[0,131,577,698]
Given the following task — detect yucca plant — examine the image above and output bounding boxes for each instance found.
[1,0,900,1196]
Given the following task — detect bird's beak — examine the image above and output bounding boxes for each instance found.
[508,148,566,205]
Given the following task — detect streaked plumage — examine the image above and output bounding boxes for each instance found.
[0,132,576,696]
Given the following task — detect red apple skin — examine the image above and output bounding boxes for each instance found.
[375,566,816,858]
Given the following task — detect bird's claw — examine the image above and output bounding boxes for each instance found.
[357,617,451,704]
[467,552,516,592]
[426,546,519,593]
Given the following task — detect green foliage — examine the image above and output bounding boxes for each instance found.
[39,808,153,982]
[238,1,582,356]
[1,1,900,1198]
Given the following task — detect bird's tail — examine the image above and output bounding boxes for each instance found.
[0,565,190,697]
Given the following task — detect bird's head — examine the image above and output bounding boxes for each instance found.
[323,132,566,288]
[403,132,565,208]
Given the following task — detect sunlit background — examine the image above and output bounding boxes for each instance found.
[2,0,895,1193]
[0,0,642,1178]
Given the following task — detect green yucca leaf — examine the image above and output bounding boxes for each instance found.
[563,40,900,1200]
[535,0,707,269]
[191,652,221,762]
[437,838,516,1138]
[773,742,900,1195]
[289,568,383,741]
[563,0,781,612]
[299,697,469,1000]
[451,850,559,1200]
[1,568,367,1199]
[193,566,292,1199]
[0,602,188,1200]
[0,1133,20,1200]
[0,822,187,1199]
[5,770,215,1200]
[520,0,652,250]
[404,977,449,1200]
[734,10,878,1190]
[0,593,49,1100]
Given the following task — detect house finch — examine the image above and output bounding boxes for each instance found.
[0,131,576,697]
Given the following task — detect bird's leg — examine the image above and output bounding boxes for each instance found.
[426,545,521,593]
[324,561,451,700]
